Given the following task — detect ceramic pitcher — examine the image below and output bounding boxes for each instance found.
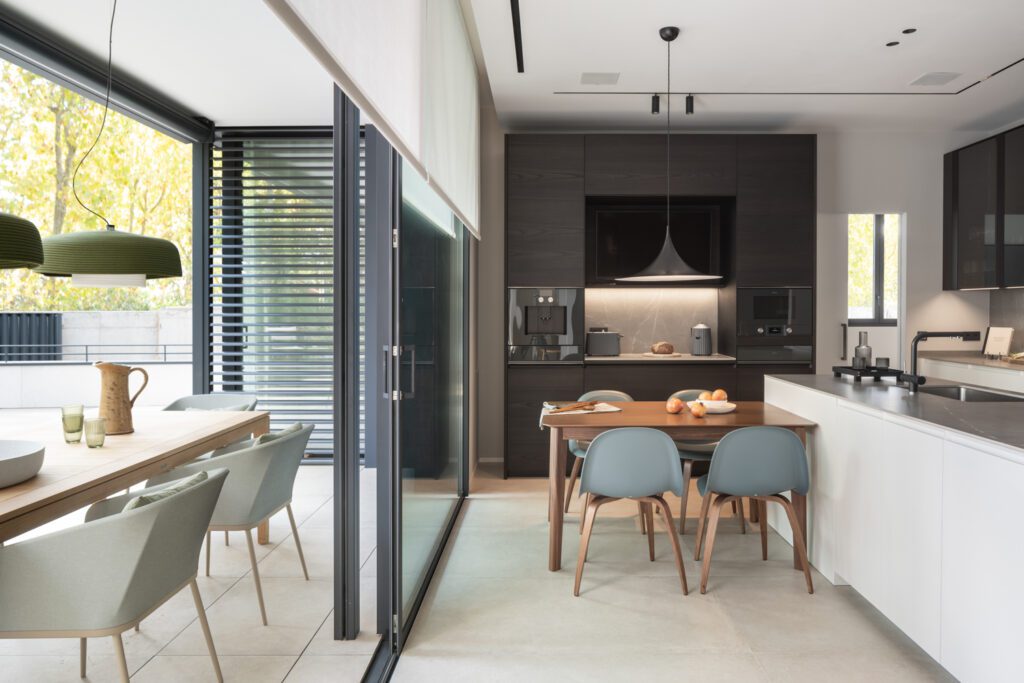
[95,362,149,435]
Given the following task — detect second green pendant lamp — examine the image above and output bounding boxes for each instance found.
[35,0,181,288]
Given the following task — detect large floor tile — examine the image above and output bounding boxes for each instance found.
[133,654,296,683]
[755,651,955,682]
[285,654,373,682]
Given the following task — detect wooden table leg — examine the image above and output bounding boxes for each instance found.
[548,427,567,572]
[253,420,271,545]
[792,427,808,570]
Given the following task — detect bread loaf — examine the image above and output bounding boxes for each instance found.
[650,341,675,354]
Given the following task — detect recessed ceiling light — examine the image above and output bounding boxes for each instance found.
[886,41,900,47]
[902,28,917,34]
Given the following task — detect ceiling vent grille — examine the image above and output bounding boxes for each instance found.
[909,72,961,87]
[580,72,620,85]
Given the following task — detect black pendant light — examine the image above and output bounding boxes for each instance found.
[34,0,182,287]
[616,27,720,283]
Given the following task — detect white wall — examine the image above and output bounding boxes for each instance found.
[815,131,989,372]
[61,308,192,361]
[476,102,506,465]
[0,362,193,409]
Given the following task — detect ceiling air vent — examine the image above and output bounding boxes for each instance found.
[909,72,961,87]
[580,72,620,85]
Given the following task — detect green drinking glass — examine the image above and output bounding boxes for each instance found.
[85,418,106,448]
[62,404,84,444]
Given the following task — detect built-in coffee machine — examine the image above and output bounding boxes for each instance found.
[507,288,584,363]
[735,287,813,364]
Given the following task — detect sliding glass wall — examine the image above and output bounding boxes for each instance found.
[396,158,466,623]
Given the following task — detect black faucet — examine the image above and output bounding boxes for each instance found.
[905,330,982,394]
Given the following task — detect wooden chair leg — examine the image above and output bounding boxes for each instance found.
[286,504,310,581]
[79,638,87,678]
[678,459,693,535]
[694,491,713,560]
[205,529,212,577]
[650,495,688,595]
[644,503,655,561]
[224,530,230,546]
[245,528,269,625]
[574,496,601,596]
[771,494,814,594]
[111,633,129,683]
[564,456,582,514]
[736,497,747,534]
[758,499,768,561]
[191,577,225,682]
[579,492,592,534]
[638,501,647,535]
[749,497,760,523]
[700,495,730,594]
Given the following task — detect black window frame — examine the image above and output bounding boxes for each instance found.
[848,213,898,327]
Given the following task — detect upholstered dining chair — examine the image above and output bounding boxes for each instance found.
[163,392,258,412]
[693,426,813,594]
[0,469,229,683]
[564,389,634,512]
[142,423,314,625]
[670,388,745,535]
[574,427,688,597]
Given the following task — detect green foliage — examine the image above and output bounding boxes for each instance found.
[0,60,191,311]
[847,213,900,321]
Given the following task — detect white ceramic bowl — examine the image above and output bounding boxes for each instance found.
[687,400,737,414]
[0,440,46,489]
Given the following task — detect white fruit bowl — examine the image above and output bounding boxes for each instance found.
[0,440,46,489]
[687,401,737,414]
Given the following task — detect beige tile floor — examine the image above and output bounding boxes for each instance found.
[0,466,379,682]
[392,465,955,682]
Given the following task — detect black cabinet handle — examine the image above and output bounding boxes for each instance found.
[840,323,848,360]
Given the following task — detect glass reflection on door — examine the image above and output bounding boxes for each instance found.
[396,160,464,623]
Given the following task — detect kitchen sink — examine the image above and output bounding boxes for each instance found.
[916,385,1024,402]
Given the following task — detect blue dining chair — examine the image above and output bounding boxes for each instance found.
[574,427,688,597]
[670,388,745,536]
[564,389,634,513]
[692,426,813,594]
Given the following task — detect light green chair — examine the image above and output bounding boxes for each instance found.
[163,392,258,412]
[574,427,688,597]
[0,469,229,683]
[693,426,813,595]
[670,388,745,535]
[143,423,314,625]
[564,389,634,513]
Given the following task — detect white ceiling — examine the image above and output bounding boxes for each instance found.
[469,0,1024,133]
[0,0,334,127]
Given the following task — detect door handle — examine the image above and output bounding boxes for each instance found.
[404,345,416,399]
[382,345,391,400]
[840,323,848,361]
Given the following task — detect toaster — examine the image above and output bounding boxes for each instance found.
[586,328,622,356]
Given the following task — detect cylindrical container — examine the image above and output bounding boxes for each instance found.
[85,418,106,448]
[691,324,712,356]
[62,404,84,444]
[853,331,873,369]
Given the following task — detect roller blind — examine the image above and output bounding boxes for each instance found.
[267,0,480,237]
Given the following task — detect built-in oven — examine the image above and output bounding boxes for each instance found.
[507,287,584,363]
[736,287,813,364]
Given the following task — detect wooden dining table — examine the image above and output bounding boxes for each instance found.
[0,408,270,544]
[541,401,816,572]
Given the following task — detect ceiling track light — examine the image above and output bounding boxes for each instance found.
[651,94,660,114]
[685,93,694,115]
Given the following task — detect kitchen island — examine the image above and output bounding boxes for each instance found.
[765,373,1024,683]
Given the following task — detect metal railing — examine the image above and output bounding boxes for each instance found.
[0,343,193,364]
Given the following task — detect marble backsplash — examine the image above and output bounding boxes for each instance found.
[990,289,1024,353]
[585,288,719,354]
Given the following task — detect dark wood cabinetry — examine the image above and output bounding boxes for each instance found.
[506,135,585,286]
[736,364,814,401]
[584,135,737,197]
[1003,128,1024,287]
[583,364,736,402]
[735,135,816,287]
[505,365,584,477]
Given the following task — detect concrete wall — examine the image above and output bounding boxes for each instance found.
[61,308,192,362]
[0,362,193,409]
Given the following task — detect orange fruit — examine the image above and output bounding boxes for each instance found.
[712,389,728,401]
[690,402,707,418]
[665,397,684,414]
[698,391,713,401]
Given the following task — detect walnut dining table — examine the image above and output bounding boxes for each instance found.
[540,401,816,572]
[0,408,271,545]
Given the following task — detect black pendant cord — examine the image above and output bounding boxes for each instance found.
[666,38,670,235]
[71,0,117,231]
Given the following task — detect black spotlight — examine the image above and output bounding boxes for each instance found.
[651,94,660,114]
[685,93,694,115]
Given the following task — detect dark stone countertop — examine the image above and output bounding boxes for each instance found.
[767,373,1024,454]
[584,353,735,364]
[917,350,1024,373]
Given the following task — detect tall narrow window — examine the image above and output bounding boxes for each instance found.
[848,213,900,325]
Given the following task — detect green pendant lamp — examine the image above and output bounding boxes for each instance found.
[34,0,181,288]
[0,212,43,270]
